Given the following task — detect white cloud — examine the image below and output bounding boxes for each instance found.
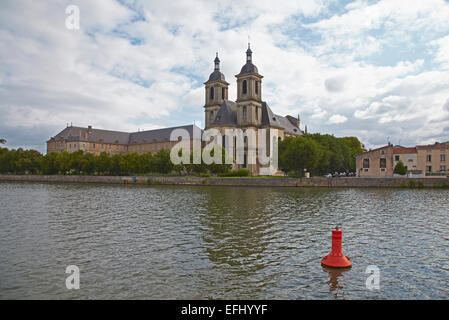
[328,114,348,124]
[0,0,449,152]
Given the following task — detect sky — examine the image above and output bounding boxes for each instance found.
[1,0,449,153]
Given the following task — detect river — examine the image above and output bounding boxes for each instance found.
[0,182,448,299]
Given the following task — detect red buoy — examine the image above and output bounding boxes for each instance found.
[321,227,352,268]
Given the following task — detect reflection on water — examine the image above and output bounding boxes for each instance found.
[0,182,448,299]
[323,267,350,299]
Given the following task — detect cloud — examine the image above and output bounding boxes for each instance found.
[328,114,348,124]
[1,0,449,152]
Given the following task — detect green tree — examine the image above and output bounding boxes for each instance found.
[279,136,323,176]
[0,139,6,144]
[154,149,173,174]
[94,152,111,175]
[41,152,58,174]
[394,161,407,175]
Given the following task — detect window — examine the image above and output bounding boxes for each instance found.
[222,87,225,100]
[266,131,270,157]
[426,166,432,172]
[363,158,370,169]
[381,150,385,155]
[93,144,96,149]
[210,111,214,122]
[255,107,258,120]
[441,165,447,171]
[255,81,258,94]
[243,106,247,120]
[441,154,446,162]
[242,80,247,94]
[426,155,432,162]
[210,87,214,100]
[380,158,386,169]
[395,155,400,161]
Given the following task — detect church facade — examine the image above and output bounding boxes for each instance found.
[203,45,303,175]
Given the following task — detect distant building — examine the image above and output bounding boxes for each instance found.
[356,143,449,178]
[47,124,200,156]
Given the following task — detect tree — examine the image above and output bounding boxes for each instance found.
[0,139,6,144]
[279,136,323,176]
[394,161,407,175]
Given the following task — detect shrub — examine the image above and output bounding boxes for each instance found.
[394,161,407,175]
[408,180,416,188]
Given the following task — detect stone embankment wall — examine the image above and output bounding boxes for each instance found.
[1,174,449,188]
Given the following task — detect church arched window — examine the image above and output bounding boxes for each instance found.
[255,81,258,95]
[242,80,247,94]
[210,87,214,100]
[243,106,247,120]
[210,111,214,122]
[222,87,225,99]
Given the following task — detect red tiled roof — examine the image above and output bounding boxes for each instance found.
[416,144,449,150]
[393,147,417,154]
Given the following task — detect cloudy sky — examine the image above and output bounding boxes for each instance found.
[1,0,449,153]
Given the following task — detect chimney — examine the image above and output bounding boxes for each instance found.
[88,125,92,133]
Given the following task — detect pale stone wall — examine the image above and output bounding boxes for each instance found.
[2,174,448,188]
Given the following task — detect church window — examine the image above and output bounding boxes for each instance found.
[266,131,270,157]
[255,81,258,94]
[210,111,214,122]
[222,87,225,99]
[243,106,247,120]
[242,80,247,94]
[210,87,214,100]
[255,107,258,120]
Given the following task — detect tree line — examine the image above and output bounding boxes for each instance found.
[0,133,364,177]
[278,134,364,177]
[0,147,235,176]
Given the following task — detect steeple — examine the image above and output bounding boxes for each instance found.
[246,43,252,63]
[214,52,220,71]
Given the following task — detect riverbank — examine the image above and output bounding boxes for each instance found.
[1,174,449,188]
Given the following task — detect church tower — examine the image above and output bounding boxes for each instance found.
[204,53,229,129]
[235,43,263,127]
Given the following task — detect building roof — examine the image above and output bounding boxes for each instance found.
[129,124,200,144]
[238,62,259,75]
[275,114,302,135]
[393,147,417,154]
[49,124,202,145]
[206,70,227,83]
[416,144,449,150]
[212,100,238,126]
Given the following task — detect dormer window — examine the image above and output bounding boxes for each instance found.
[242,80,247,94]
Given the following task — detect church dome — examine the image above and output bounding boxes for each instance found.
[239,62,258,75]
[208,70,226,82]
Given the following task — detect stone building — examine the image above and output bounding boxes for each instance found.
[204,45,303,175]
[47,124,200,156]
[356,143,449,178]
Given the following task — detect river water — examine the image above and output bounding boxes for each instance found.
[0,182,448,299]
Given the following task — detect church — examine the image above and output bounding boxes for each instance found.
[203,44,303,175]
[46,45,303,175]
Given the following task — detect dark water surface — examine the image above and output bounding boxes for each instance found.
[0,182,448,299]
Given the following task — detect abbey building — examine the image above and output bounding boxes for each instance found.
[46,45,303,175]
[203,45,303,174]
